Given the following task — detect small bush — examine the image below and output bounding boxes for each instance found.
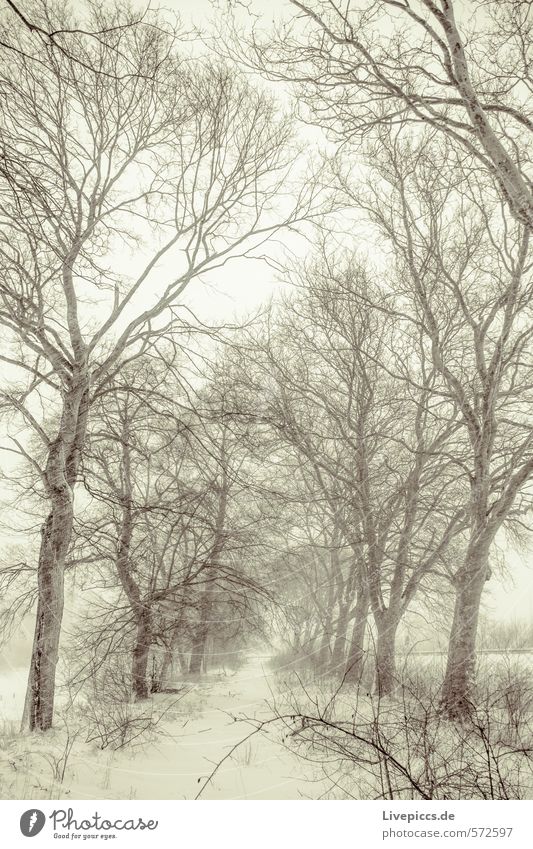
[275,661,533,799]
[79,659,186,751]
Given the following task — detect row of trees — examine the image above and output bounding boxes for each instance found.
[61,355,272,702]
[226,127,532,716]
[0,0,531,736]
[222,0,533,716]
[0,1,321,730]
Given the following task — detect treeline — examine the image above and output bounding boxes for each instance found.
[0,0,531,734]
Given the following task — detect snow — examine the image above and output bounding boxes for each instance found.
[3,653,532,800]
[0,657,324,800]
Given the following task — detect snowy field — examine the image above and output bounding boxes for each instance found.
[2,652,533,801]
[0,657,327,800]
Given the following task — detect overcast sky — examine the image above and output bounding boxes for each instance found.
[3,0,531,631]
[152,0,533,626]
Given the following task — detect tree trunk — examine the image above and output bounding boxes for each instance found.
[344,586,370,684]
[305,628,318,661]
[160,642,175,688]
[440,543,491,719]
[22,382,89,731]
[330,602,350,675]
[23,512,68,731]
[315,631,331,675]
[132,608,151,700]
[159,649,173,689]
[189,436,228,676]
[189,588,213,675]
[203,636,213,674]
[159,612,186,688]
[189,627,208,675]
[374,613,400,698]
[177,650,187,674]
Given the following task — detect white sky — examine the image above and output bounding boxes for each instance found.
[2,0,531,627]
[145,0,533,623]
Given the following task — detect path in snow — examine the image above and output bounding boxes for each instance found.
[0,656,324,800]
[90,655,319,800]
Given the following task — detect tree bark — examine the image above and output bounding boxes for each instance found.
[177,649,188,674]
[22,381,89,731]
[374,613,400,698]
[344,585,369,684]
[330,601,350,675]
[189,624,209,675]
[189,435,228,676]
[440,541,491,719]
[112,406,155,701]
[189,584,214,675]
[159,648,173,688]
[159,618,184,687]
[132,608,152,700]
[23,512,67,731]
[315,609,333,675]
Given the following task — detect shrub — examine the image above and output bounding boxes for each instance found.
[275,661,533,799]
[79,658,186,751]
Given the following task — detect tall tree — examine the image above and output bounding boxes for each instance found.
[0,1,318,730]
[359,129,533,716]
[59,353,274,698]
[228,256,466,693]
[234,0,533,230]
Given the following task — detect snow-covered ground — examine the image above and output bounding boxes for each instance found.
[3,652,533,801]
[0,657,325,800]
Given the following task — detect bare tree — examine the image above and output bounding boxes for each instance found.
[230,0,533,231]
[357,129,533,716]
[68,352,274,699]
[227,254,467,694]
[1,0,149,70]
[0,1,320,730]
[77,359,193,699]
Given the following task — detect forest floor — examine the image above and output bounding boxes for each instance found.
[0,655,326,800]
